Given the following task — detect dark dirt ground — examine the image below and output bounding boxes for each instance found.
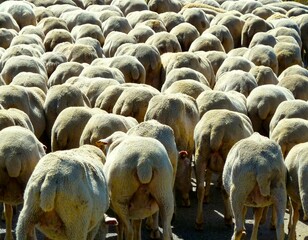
[1,175,307,240]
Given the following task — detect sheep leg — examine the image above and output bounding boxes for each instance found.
[4,204,13,240]
[158,204,173,240]
[116,218,124,240]
[87,223,100,240]
[195,158,207,230]
[65,219,88,240]
[251,207,263,240]
[221,187,233,226]
[113,207,133,240]
[299,168,308,221]
[270,205,276,230]
[288,200,299,240]
[132,219,142,240]
[153,189,173,240]
[149,212,160,239]
[16,205,38,240]
[272,187,287,240]
[204,170,212,203]
[260,206,268,225]
[230,185,246,240]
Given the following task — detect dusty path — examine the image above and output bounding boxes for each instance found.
[1,176,307,239]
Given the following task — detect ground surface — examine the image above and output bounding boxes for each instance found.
[1,175,307,239]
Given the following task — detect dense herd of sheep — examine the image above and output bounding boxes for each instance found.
[0,0,308,239]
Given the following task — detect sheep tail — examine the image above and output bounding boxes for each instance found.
[136,162,153,184]
[256,174,271,197]
[39,174,57,212]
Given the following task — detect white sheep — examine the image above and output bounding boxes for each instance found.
[285,142,308,240]
[270,118,308,158]
[97,132,174,240]
[127,119,178,238]
[144,92,200,207]
[0,126,46,240]
[222,132,287,240]
[194,109,254,230]
[16,144,109,239]
[269,99,308,136]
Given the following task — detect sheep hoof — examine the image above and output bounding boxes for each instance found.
[195,222,204,231]
[232,230,246,240]
[150,229,160,239]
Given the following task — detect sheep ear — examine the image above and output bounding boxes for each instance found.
[95,139,109,148]
[43,144,47,152]
[179,150,188,157]
[105,215,118,226]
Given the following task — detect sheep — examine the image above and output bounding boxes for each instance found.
[0,107,34,133]
[169,22,200,52]
[92,55,146,84]
[47,62,84,87]
[43,83,91,141]
[189,32,225,52]
[164,79,211,99]
[97,132,174,240]
[11,72,48,94]
[1,55,47,85]
[159,11,185,32]
[285,142,308,240]
[214,70,258,97]
[101,16,132,38]
[0,126,46,240]
[79,65,125,84]
[65,76,120,108]
[270,118,308,159]
[16,144,109,239]
[222,132,287,240]
[241,15,273,48]
[269,99,308,136]
[101,31,136,58]
[80,112,138,149]
[243,45,278,75]
[125,10,161,29]
[0,85,46,139]
[144,93,200,207]
[94,83,159,122]
[110,0,148,16]
[196,90,248,117]
[278,74,308,101]
[0,1,37,29]
[145,31,182,55]
[127,25,155,43]
[160,51,215,89]
[249,65,279,86]
[194,109,254,230]
[246,84,294,136]
[114,42,162,90]
[215,56,255,79]
[205,25,234,53]
[51,106,107,152]
[126,119,178,238]
[179,7,210,34]
[162,67,210,93]
[43,28,74,52]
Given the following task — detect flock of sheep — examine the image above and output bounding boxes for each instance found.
[0,0,308,239]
